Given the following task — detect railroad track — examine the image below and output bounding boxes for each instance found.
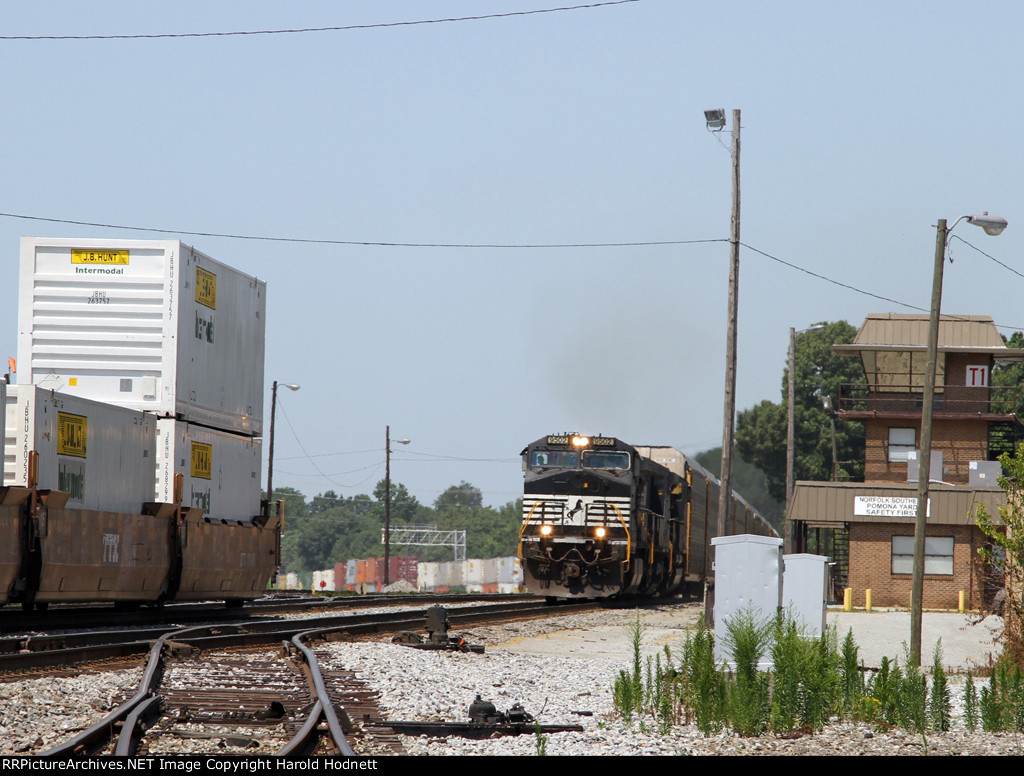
[18,598,598,756]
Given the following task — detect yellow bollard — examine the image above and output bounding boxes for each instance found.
[959,590,965,613]
[844,587,852,612]
[865,589,872,612]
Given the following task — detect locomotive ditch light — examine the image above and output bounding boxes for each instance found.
[571,436,590,447]
[594,527,607,539]
[540,524,553,536]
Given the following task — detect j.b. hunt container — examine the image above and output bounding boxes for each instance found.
[17,237,266,436]
[3,384,157,514]
[156,418,262,521]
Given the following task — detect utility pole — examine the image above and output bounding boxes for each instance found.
[910,219,947,667]
[717,108,741,538]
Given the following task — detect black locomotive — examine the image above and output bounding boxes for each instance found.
[519,434,776,599]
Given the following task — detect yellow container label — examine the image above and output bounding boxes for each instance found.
[195,267,217,309]
[191,442,213,480]
[71,249,129,265]
[57,412,88,458]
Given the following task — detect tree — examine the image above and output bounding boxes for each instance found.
[694,447,784,532]
[271,486,309,519]
[991,332,1024,423]
[434,481,484,512]
[735,321,865,503]
[975,443,1024,667]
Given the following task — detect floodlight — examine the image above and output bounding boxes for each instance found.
[704,109,726,131]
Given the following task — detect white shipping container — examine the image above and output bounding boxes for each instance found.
[18,237,266,436]
[3,385,156,513]
[156,419,262,521]
[463,558,485,586]
[495,556,522,585]
[312,569,335,593]
[417,562,439,592]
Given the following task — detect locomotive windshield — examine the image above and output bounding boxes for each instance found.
[582,451,630,470]
[530,450,578,468]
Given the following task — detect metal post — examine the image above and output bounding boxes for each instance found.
[385,425,391,587]
[717,108,741,539]
[785,327,796,554]
[267,380,279,504]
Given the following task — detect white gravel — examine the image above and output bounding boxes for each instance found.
[4,603,1024,755]
[319,605,1024,756]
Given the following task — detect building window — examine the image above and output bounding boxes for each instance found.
[888,427,916,463]
[891,536,953,575]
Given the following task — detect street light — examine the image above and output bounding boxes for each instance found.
[786,324,826,553]
[910,212,1007,666]
[705,107,741,539]
[266,381,300,507]
[384,425,411,588]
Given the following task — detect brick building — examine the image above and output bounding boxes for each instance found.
[789,313,1024,610]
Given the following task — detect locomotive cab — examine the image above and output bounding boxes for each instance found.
[520,434,680,598]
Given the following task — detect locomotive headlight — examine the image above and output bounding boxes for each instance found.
[571,436,590,447]
[540,524,553,536]
[594,527,607,539]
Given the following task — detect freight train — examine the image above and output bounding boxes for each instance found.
[0,397,280,611]
[1,237,279,611]
[519,434,777,599]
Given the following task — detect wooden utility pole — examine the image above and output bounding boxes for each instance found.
[717,108,741,538]
[910,218,947,666]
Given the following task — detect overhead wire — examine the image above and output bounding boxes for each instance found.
[0,211,720,249]
[4,209,1022,331]
[0,1,641,41]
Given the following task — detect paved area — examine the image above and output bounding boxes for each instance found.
[498,605,1005,672]
[829,609,1003,671]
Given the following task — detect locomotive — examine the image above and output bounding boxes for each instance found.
[519,434,777,599]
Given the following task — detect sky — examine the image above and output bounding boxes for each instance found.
[2,0,1024,509]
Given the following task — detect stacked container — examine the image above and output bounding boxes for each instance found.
[18,237,265,433]
[4,384,157,514]
[17,237,267,521]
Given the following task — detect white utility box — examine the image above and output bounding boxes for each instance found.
[783,553,829,637]
[712,533,784,665]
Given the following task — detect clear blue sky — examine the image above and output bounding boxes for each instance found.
[2,1,1022,508]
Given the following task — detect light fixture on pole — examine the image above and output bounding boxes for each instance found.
[909,212,1007,666]
[266,381,300,506]
[384,425,411,588]
[785,324,826,554]
[705,107,741,539]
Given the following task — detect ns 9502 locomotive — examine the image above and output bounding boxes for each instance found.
[519,434,777,599]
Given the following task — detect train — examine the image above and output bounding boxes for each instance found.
[2,237,280,611]
[0,457,280,612]
[518,434,778,599]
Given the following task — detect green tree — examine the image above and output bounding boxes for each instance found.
[271,486,309,519]
[735,321,865,503]
[694,448,784,532]
[434,481,484,512]
[975,443,1024,667]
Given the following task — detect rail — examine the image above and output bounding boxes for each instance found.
[837,381,1018,415]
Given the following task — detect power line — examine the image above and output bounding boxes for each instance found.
[0,211,717,249]
[4,210,1023,331]
[950,234,1024,281]
[0,1,640,41]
